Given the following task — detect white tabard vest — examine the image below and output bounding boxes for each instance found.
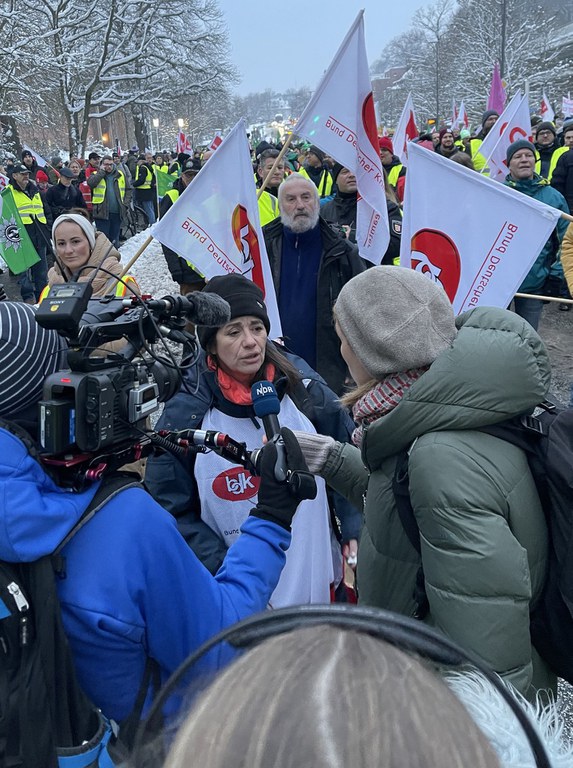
[194,395,339,607]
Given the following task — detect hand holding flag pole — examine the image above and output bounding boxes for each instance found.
[256,133,294,199]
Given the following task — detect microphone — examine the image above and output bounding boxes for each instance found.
[251,380,281,439]
[146,292,231,327]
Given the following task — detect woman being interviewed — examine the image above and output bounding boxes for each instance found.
[145,274,361,606]
[40,209,138,301]
[293,265,553,699]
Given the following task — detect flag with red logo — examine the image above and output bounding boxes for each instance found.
[400,142,561,315]
[393,93,418,166]
[451,98,458,126]
[152,119,282,336]
[209,131,223,151]
[176,131,192,154]
[476,91,522,171]
[484,95,532,182]
[0,173,9,192]
[452,100,469,131]
[540,92,555,123]
[562,95,573,118]
[294,11,390,264]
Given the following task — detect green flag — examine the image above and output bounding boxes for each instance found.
[0,188,40,274]
[155,169,175,198]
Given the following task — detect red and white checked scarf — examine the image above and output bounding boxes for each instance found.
[351,367,428,447]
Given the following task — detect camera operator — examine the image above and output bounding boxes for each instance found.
[0,301,309,727]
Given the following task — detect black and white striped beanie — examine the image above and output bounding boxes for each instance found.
[0,302,67,418]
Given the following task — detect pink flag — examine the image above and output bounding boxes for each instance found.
[294,11,389,264]
[393,93,418,166]
[487,62,506,114]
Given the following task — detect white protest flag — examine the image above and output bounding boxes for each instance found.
[393,93,418,166]
[0,173,9,191]
[22,144,48,167]
[477,90,522,167]
[540,92,555,123]
[294,11,389,264]
[152,119,282,336]
[487,94,533,182]
[562,96,573,118]
[452,100,468,131]
[400,142,562,315]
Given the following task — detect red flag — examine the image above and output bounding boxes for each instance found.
[209,132,223,151]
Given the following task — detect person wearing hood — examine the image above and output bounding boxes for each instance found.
[0,300,308,726]
[292,265,556,700]
[86,154,127,247]
[469,109,499,172]
[321,163,402,264]
[504,139,569,329]
[40,211,138,301]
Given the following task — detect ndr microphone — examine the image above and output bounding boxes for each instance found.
[251,380,287,482]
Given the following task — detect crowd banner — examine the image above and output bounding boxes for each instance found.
[393,93,418,166]
[152,119,282,337]
[478,91,521,168]
[0,188,40,274]
[486,95,532,182]
[540,92,555,123]
[294,10,389,265]
[487,61,507,114]
[400,142,562,315]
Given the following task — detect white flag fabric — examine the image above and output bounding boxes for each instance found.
[540,92,555,123]
[400,142,562,315]
[22,144,48,168]
[452,100,468,131]
[0,173,9,191]
[393,93,418,166]
[152,119,282,337]
[486,95,532,182]
[294,11,389,264]
[477,91,521,167]
[562,96,573,118]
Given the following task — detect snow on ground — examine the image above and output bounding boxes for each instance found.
[119,227,180,298]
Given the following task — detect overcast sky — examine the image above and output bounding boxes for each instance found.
[218,0,426,96]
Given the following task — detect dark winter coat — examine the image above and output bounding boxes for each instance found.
[263,216,366,394]
[132,162,156,202]
[320,307,554,698]
[45,181,87,219]
[321,193,402,264]
[158,179,204,286]
[145,347,361,574]
[551,147,573,214]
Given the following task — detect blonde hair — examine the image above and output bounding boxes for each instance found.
[163,626,500,768]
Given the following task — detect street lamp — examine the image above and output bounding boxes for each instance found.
[177,118,184,129]
[152,118,159,152]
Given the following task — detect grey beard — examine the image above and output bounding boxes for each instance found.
[281,206,320,234]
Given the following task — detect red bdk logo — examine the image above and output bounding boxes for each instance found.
[212,466,260,501]
[410,228,461,302]
[231,204,264,293]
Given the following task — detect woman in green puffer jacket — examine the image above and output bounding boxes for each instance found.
[294,266,554,700]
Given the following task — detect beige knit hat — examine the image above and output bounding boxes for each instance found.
[334,266,457,378]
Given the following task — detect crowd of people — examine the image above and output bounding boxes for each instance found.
[0,108,573,767]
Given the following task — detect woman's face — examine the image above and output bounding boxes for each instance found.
[335,321,371,386]
[54,221,91,272]
[213,315,267,385]
[69,160,81,176]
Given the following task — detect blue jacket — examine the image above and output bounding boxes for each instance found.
[145,347,361,574]
[0,427,290,723]
[504,174,570,293]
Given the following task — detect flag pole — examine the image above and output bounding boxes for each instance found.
[514,293,573,304]
[256,133,295,199]
[118,234,154,279]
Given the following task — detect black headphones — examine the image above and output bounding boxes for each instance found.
[133,604,551,767]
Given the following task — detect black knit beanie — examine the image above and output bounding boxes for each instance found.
[481,109,499,127]
[197,274,270,350]
[506,139,536,165]
[308,145,325,162]
[0,303,67,418]
[535,121,556,138]
[331,163,344,184]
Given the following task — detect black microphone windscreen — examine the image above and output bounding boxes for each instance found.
[185,292,231,327]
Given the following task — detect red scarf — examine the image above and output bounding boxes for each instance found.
[208,356,276,405]
[351,367,428,446]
